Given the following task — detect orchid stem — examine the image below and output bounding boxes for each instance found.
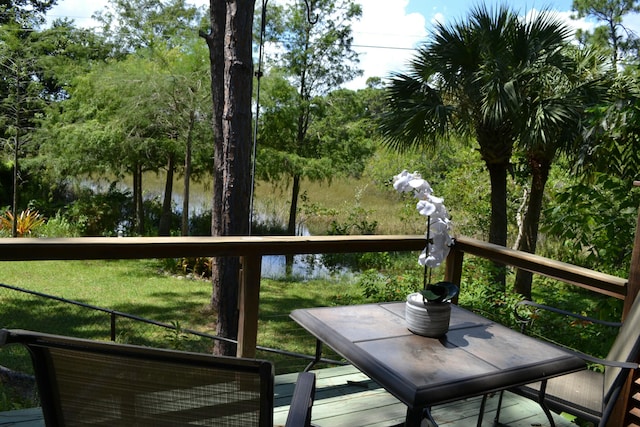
[423,215,432,290]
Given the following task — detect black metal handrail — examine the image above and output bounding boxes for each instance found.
[0,282,344,366]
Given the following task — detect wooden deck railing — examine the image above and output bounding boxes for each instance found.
[0,234,630,356]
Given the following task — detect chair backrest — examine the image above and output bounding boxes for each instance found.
[0,329,275,427]
[604,294,640,403]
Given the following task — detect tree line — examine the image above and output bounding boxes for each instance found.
[1,0,640,354]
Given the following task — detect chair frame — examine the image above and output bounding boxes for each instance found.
[0,329,315,427]
[488,299,640,427]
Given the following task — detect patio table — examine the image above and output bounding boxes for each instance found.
[290,302,586,426]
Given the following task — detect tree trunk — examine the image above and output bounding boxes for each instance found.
[287,175,301,236]
[133,163,145,235]
[159,153,175,236]
[514,156,551,298]
[181,112,194,236]
[204,0,228,354]
[486,161,508,290]
[12,77,20,238]
[204,0,255,356]
[285,174,302,275]
[11,130,19,238]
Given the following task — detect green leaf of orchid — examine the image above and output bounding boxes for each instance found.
[420,281,460,303]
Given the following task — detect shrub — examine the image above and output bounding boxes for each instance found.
[66,186,132,236]
[358,269,421,303]
[34,212,81,237]
[161,257,212,278]
[0,209,45,237]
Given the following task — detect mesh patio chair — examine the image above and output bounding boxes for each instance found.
[488,295,640,427]
[0,329,315,427]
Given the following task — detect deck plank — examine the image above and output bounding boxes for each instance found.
[274,365,577,427]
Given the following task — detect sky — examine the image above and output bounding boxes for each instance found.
[47,0,640,90]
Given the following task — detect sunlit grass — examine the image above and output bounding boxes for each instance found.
[138,169,415,236]
[253,178,418,235]
[0,259,366,377]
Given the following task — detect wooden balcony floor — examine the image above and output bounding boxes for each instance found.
[275,365,576,427]
[0,365,575,427]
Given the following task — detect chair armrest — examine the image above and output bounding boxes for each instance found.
[561,347,639,369]
[285,372,316,427]
[514,300,622,329]
[514,301,636,368]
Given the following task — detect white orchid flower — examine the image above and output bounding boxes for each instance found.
[416,199,436,216]
[409,178,432,196]
[394,169,453,269]
[392,170,414,193]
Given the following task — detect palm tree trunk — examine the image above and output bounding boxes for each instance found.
[514,157,551,298]
[487,161,509,290]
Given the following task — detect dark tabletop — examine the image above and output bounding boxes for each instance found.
[290,302,586,409]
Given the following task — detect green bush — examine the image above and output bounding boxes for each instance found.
[34,211,81,237]
[543,173,640,276]
[161,257,212,278]
[66,185,132,236]
[357,269,421,302]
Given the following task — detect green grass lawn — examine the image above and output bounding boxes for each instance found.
[0,259,364,376]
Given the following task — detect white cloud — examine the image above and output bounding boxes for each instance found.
[346,0,427,89]
[431,12,445,27]
[47,0,107,28]
[48,0,209,28]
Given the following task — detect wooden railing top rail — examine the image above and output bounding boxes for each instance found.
[0,235,428,261]
[0,234,626,297]
[454,236,628,299]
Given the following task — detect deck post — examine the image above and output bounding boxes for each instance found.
[445,244,465,288]
[619,180,640,426]
[625,180,640,315]
[236,254,262,358]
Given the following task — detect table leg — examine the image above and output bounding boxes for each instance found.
[405,406,438,427]
[304,339,323,372]
[537,380,556,427]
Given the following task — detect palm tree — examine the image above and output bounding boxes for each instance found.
[380,5,577,290]
[513,46,610,297]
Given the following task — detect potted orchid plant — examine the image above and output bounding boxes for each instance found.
[393,170,459,337]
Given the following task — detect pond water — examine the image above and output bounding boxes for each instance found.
[84,177,341,279]
[261,254,343,280]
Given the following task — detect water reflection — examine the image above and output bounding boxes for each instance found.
[83,177,347,279]
[261,254,342,280]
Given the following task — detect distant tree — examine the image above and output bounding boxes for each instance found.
[0,17,115,233]
[0,0,57,25]
[43,43,212,236]
[513,46,610,298]
[90,0,209,235]
[44,57,169,234]
[573,0,640,68]
[0,23,45,236]
[258,0,362,238]
[153,41,213,236]
[94,0,202,53]
[258,83,377,206]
